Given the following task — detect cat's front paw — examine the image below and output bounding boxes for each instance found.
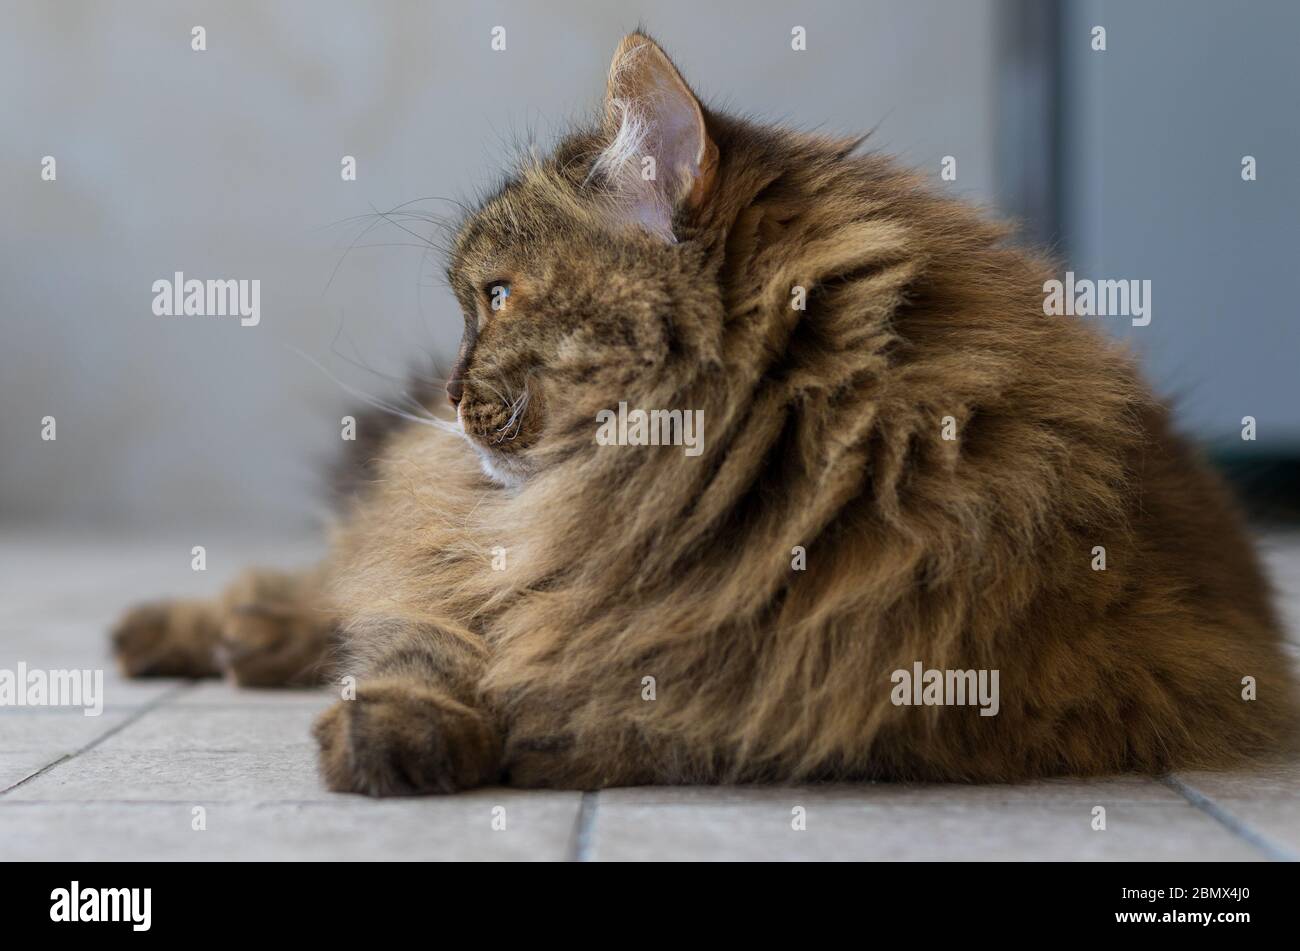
[312,680,501,796]
[111,601,221,679]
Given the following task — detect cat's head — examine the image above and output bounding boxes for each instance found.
[446,33,727,487]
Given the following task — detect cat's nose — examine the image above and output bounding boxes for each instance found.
[446,378,464,406]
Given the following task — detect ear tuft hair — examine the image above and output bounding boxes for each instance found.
[587,33,717,241]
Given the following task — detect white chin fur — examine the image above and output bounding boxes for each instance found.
[475,450,526,488]
[457,403,526,488]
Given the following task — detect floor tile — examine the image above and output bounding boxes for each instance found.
[99,705,323,752]
[1174,758,1300,801]
[0,792,581,861]
[0,752,62,793]
[0,710,131,753]
[589,787,1263,861]
[6,746,330,802]
[170,681,337,708]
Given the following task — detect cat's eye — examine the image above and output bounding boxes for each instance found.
[483,281,511,312]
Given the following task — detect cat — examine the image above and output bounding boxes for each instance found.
[112,32,1295,794]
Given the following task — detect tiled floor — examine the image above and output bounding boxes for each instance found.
[1,528,1297,861]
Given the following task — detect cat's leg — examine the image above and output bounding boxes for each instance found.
[312,623,502,796]
[110,599,224,679]
[488,666,713,790]
[111,567,337,687]
[313,628,708,793]
[499,711,670,790]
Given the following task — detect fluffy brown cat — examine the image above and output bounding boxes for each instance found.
[112,33,1295,794]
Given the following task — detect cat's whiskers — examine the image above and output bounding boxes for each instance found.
[289,347,460,436]
[496,387,531,443]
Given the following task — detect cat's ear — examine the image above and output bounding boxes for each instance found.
[593,32,718,241]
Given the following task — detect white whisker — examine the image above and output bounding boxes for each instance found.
[289,347,460,435]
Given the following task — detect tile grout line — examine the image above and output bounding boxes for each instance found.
[1161,774,1298,862]
[0,680,197,797]
[566,791,598,862]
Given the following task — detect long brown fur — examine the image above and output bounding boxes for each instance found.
[113,33,1295,794]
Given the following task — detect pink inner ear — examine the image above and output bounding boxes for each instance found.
[597,38,712,242]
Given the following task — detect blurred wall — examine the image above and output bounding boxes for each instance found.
[0,0,1001,531]
[1059,0,1300,449]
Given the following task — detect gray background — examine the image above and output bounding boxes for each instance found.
[1060,0,1300,455]
[1,0,1295,533]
